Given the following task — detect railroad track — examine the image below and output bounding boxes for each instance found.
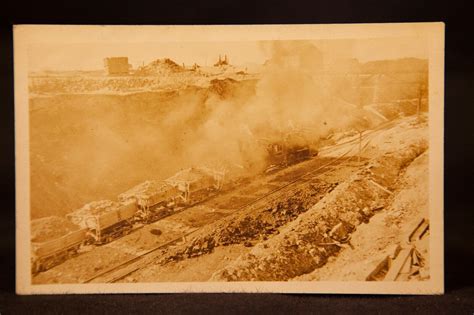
[83,120,392,284]
[84,228,199,283]
[84,159,342,284]
[318,118,399,154]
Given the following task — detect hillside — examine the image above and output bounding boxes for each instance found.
[29,80,256,219]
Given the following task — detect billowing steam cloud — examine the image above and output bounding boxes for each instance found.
[31,41,368,218]
[183,41,362,172]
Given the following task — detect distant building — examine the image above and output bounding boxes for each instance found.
[103,57,131,75]
[214,55,229,67]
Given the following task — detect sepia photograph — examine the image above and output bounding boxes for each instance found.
[14,23,444,294]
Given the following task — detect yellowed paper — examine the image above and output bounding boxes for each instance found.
[15,23,444,294]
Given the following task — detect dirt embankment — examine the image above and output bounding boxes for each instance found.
[29,58,197,94]
[294,150,430,281]
[209,136,428,281]
[157,179,337,264]
[29,79,257,219]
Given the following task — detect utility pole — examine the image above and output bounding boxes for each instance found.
[372,74,381,105]
[353,116,368,164]
[417,83,423,117]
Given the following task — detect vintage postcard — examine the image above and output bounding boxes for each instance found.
[14,23,444,294]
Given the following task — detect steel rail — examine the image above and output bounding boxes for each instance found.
[83,120,387,283]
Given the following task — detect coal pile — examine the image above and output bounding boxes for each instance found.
[72,200,121,216]
[161,180,336,264]
[119,180,174,203]
[164,236,216,262]
[214,225,339,281]
[215,181,337,246]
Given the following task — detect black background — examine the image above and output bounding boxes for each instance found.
[1,0,473,313]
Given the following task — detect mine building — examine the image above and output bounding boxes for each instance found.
[103,57,131,75]
[214,55,229,67]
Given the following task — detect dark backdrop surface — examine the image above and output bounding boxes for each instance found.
[1,0,473,313]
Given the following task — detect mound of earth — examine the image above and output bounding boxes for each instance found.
[135,58,184,76]
[294,151,430,281]
[71,200,122,216]
[209,78,238,98]
[210,133,428,281]
[155,179,336,264]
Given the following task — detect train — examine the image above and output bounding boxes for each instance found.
[31,139,314,274]
[263,132,318,173]
[31,167,225,274]
[31,227,87,274]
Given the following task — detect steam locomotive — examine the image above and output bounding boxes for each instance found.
[263,132,317,173]
[31,134,316,274]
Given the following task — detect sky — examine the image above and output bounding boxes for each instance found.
[28,37,429,72]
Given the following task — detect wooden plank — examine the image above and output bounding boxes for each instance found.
[86,228,199,283]
[383,246,414,281]
[409,219,430,242]
[368,179,393,195]
[366,255,390,281]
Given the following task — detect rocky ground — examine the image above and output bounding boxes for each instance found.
[29,61,259,96]
[32,148,357,284]
[209,138,427,281]
[31,115,429,284]
[293,150,430,281]
[116,115,429,283]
